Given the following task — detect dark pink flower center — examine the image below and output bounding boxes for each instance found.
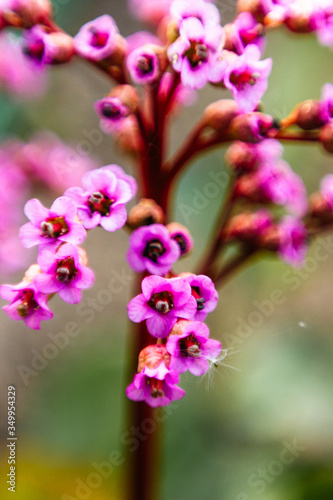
[179,334,202,358]
[23,40,45,62]
[101,102,123,119]
[88,192,114,216]
[191,286,205,311]
[41,217,69,239]
[143,239,165,263]
[56,257,77,283]
[17,289,38,318]
[173,233,187,253]
[240,25,263,45]
[147,377,164,398]
[89,28,109,47]
[136,55,154,76]
[185,41,208,68]
[148,291,174,314]
[230,69,259,90]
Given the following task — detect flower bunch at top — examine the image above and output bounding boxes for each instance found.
[0,165,137,329]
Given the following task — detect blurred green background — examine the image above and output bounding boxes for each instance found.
[0,1,333,499]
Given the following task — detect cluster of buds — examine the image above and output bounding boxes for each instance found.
[0,165,137,328]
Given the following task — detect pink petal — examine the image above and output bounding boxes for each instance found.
[127,293,153,322]
[146,315,176,338]
[24,198,48,223]
[99,205,127,231]
[58,286,82,304]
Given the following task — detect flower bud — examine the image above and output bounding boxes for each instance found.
[225,141,258,173]
[3,0,53,27]
[284,6,317,34]
[203,99,240,132]
[295,100,327,130]
[108,84,139,114]
[127,43,168,85]
[228,112,275,143]
[128,198,165,228]
[44,31,74,64]
[23,264,42,283]
[138,344,170,372]
[320,122,333,154]
[224,210,272,241]
[309,192,331,218]
[23,26,74,65]
[166,222,193,256]
[237,0,265,21]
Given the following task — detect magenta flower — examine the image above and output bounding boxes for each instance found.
[231,12,266,55]
[320,174,333,209]
[22,25,74,66]
[126,45,161,85]
[127,224,181,275]
[95,97,131,134]
[167,222,194,256]
[316,3,333,48]
[34,243,94,304]
[128,0,173,26]
[126,31,161,53]
[224,45,272,112]
[64,165,137,231]
[167,17,225,89]
[255,160,308,216]
[170,0,221,29]
[74,15,121,61]
[278,216,307,267]
[320,83,333,122]
[182,273,218,322]
[19,196,86,250]
[0,281,53,330]
[127,275,197,338]
[126,369,185,407]
[166,320,221,375]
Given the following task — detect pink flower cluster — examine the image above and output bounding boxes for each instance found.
[0,165,137,329]
[226,138,308,266]
[126,272,220,406]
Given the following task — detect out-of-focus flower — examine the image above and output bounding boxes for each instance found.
[22,25,74,66]
[126,369,185,407]
[170,0,221,29]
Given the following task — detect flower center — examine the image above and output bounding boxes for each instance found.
[56,257,77,283]
[23,40,45,62]
[143,239,165,263]
[88,192,114,216]
[148,291,174,314]
[136,55,154,76]
[173,234,187,253]
[185,41,208,68]
[89,28,109,47]
[17,289,38,318]
[147,377,165,398]
[191,286,205,311]
[230,70,260,90]
[41,217,69,239]
[101,102,122,119]
[179,334,202,358]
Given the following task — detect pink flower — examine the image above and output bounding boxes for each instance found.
[0,281,53,330]
[19,197,86,250]
[316,2,333,48]
[127,224,181,275]
[166,320,221,375]
[167,17,225,89]
[224,45,272,112]
[34,243,94,304]
[231,12,266,55]
[320,83,333,122]
[74,15,121,61]
[278,216,307,267]
[22,25,74,66]
[126,370,185,407]
[95,97,131,133]
[127,275,197,338]
[128,0,173,26]
[126,45,161,85]
[170,0,221,29]
[166,222,194,256]
[64,165,137,231]
[182,274,218,322]
[126,31,161,54]
[320,173,333,208]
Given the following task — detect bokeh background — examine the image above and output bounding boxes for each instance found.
[0,0,333,499]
